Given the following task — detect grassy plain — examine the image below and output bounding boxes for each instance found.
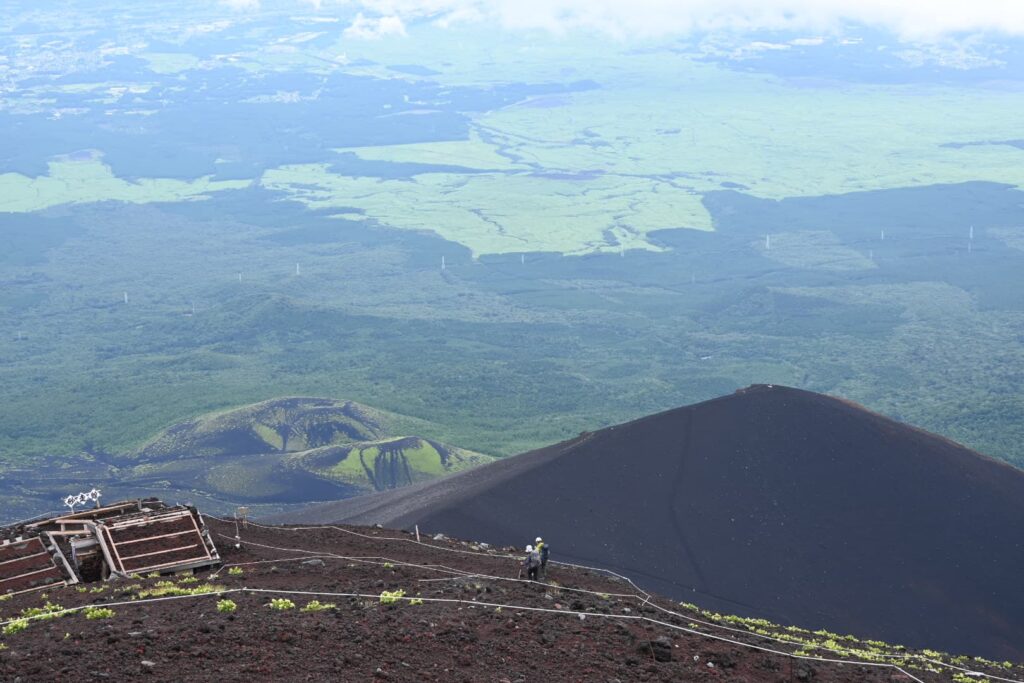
[3,4,1024,518]
[261,64,1024,255]
[0,159,248,213]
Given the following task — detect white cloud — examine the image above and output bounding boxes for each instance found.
[894,36,1006,69]
[343,12,408,39]
[327,0,1024,41]
[791,37,826,46]
[220,0,260,11]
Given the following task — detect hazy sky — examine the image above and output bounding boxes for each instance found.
[222,0,1024,41]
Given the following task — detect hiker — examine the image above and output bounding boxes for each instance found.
[535,537,550,580]
[521,544,540,581]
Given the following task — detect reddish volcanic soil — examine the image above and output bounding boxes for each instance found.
[280,385,1024,661]
[4,517,1018,682]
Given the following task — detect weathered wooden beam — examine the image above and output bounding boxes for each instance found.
[0,550,47,568]
[0,565,63,586]
[113,529,196,546]
[118,543,201,562]
[125,554,216,575]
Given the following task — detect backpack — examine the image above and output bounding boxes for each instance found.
[528,550,540,568]
[539,544,549,562]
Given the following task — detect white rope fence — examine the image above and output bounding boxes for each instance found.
[0,584,930,683]
[201,516,1022,683]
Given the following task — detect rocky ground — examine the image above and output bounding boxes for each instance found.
[1,517,1020,682]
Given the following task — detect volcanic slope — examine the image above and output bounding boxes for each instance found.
[280,385,1024,661]
[123,397,494,503]
[2,519,1021,682]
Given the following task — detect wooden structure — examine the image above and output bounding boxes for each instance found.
[0,535,76,596]
[1,499,220,593]
[97,506,219,576]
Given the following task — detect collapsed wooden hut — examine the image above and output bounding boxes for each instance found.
[1,498,221,596]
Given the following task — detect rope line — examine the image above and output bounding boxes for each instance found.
[0,584,933,683]
[205,516,1015,679]
[214,532,640,599]
[205,520,1022,683]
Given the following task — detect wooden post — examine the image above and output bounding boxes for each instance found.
[415,525,420,543]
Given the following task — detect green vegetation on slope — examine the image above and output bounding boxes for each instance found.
[285,436,493,491]
[134,396,402,460]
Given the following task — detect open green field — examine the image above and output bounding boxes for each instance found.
[2,0,1024,517]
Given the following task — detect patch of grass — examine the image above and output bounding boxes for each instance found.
[2,620,29,635]
[19,602,64,621]
[379,589,405,605]
[135,581,225,599]
[300,600,335,612]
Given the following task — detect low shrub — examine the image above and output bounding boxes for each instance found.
[217,599,237,613]
[84,607,115,620]
[301,600,336,612]
[267,598,295,610]
[2,620,28,636]
[19,602,64,621]
[135,583,224,599]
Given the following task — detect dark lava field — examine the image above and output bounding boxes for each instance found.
[2,517,1021,682]
[284,385,1024,661]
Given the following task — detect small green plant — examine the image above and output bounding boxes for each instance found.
[301,600,336,612]
[217,599,237,613]
[88,586,105,594]
[75,586,88,593]
[0,594,11,602]
[177,576,199,584]
[267,598,295,610]
[379,589,405,605]
[383,562,394,569]
[953,675,989,683]
[20,602,64,621]
[135,583,225,599]
[129,573,143,580]
[409,597,424,606]
[2,620,29,636]
[84,607,115,620]
[146,572,160,579]
[228,567,244,576]
[0,642,7,650]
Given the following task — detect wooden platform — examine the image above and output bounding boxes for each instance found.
[98,507,220,576]
[0,536,71,596]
